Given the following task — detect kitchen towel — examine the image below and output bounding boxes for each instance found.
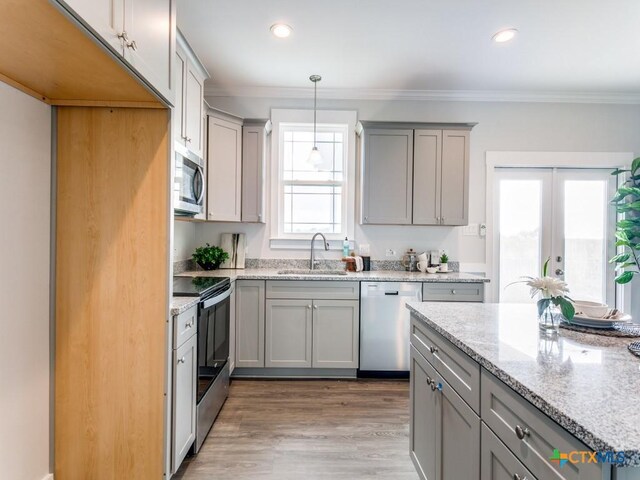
[354,256,364,272]
[220,233,246,269]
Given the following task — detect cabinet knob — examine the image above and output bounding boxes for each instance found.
[307,305,312,309]
[186,137,192,143]
[451,290,456,295]
[436,217,440,222]
[178,356,186,364]
[117,31,130,42]
[126,39,138,51]
[313,305,318,310]
[515,425,530,440]
[513,474,528,480]
[429,345,438,354]
[441,217,445,224]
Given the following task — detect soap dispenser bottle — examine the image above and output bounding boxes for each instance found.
[342,237,350,257]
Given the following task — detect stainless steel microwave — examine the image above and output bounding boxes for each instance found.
[174,144,204,215]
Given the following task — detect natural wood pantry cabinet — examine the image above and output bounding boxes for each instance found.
[358,121,474,226]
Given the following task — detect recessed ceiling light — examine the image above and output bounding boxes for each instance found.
[270,24,292,38]
[492,28,518,43]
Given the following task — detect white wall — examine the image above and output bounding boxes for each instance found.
[0,83,52,480]
[196,95,640,270]
[174,220,198,262]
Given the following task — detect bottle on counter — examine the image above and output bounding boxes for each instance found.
[343,237,350,257]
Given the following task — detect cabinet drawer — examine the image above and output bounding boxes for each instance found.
[266,280,359,300]
[174,305,197,348]
[481,369,606,480]
[410,316,480,414]
[422,282,484,302]
[482,423,537,480]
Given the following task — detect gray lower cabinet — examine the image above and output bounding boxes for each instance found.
[172,332,197,473]
[265,298,359,369]
[481,423,536,480]
[312,300,359,368]
[235,280,265,368]
[410,345,480,480]
[265,299,313,367]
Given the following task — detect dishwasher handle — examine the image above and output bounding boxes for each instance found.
[384,291,399,295]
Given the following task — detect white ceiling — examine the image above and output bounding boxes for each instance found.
[177,0,640,100]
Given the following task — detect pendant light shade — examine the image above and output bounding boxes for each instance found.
[307,74,322,167]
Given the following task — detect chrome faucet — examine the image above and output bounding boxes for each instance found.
[310,232,329,270]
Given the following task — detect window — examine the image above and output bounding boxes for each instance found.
[270,109,357,245]
[281,124,346,235]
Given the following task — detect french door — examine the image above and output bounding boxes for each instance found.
[495,168,617,305]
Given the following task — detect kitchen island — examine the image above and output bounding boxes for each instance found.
[406,301,640,480]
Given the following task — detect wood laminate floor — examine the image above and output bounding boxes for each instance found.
[174,379,419,480]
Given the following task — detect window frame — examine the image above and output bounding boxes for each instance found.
[270,109,357,246]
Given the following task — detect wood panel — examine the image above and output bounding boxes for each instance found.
[0,0,161,106]
[175,380,419,480]
[55,107,169,479]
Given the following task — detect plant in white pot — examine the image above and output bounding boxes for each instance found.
[439,253,449,272]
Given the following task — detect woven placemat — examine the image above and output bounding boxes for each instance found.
[629,342,640,358]
[560,321,640,338]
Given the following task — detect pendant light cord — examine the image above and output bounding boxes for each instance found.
[313,79,317,148]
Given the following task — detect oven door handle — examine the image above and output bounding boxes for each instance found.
[202,287,232,309]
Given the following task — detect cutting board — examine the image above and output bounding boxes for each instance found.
[220,233,246,269]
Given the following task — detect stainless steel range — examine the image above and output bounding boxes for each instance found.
[173,276,231,452]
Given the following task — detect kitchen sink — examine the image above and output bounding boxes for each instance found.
[277,269,348,276]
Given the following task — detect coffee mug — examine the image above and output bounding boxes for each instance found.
[417,261,428,273]
[418,252,428,264]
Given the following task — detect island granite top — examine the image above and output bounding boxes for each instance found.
[406,301,640,467]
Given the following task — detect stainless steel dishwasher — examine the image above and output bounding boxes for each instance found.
[360,282,423,374]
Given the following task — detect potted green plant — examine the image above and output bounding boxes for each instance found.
[439,253,449,272]
[610,157,640,284]
[192,243,229,271]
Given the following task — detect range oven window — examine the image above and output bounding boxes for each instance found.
[197,294,229,402]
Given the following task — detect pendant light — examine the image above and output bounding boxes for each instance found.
[307,74,323,167]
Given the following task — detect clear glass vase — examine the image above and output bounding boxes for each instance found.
[538,302,560,337]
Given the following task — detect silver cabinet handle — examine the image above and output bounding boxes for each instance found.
[307,305,312,309]
[186,137,192,143]
[178,356,186,364]
[364,216,368,222]
[429,346,438,354]
[515,425,530,440]
[451,290,456,295]
[441,217,445,224]
[117,31,130,42]
[555,268,564,276]
[126,39,138,51]
[513,474,528,480]
[185,319,194,329]
[436,217,440,223]
[313,305,318,310]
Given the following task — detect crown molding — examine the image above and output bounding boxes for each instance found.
[203,84,640,105]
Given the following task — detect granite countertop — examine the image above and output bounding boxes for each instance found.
[406,302,640,467]
[170,269,488,316]
[174,268,489,283]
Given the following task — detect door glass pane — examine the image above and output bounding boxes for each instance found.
[499,179,543,302]
[564,180,607,303]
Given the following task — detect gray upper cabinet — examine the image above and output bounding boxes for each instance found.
[359,122,474,226]
[207,112,243,222]
[413,129,441,225]
[235,280,265,368]
[361,129,414,225]
[175,31,208,158]
[241,120,270,223]
[439,130,470,226]
[59,0,176,103]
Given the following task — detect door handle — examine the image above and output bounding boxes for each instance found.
[385,291,399,295]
